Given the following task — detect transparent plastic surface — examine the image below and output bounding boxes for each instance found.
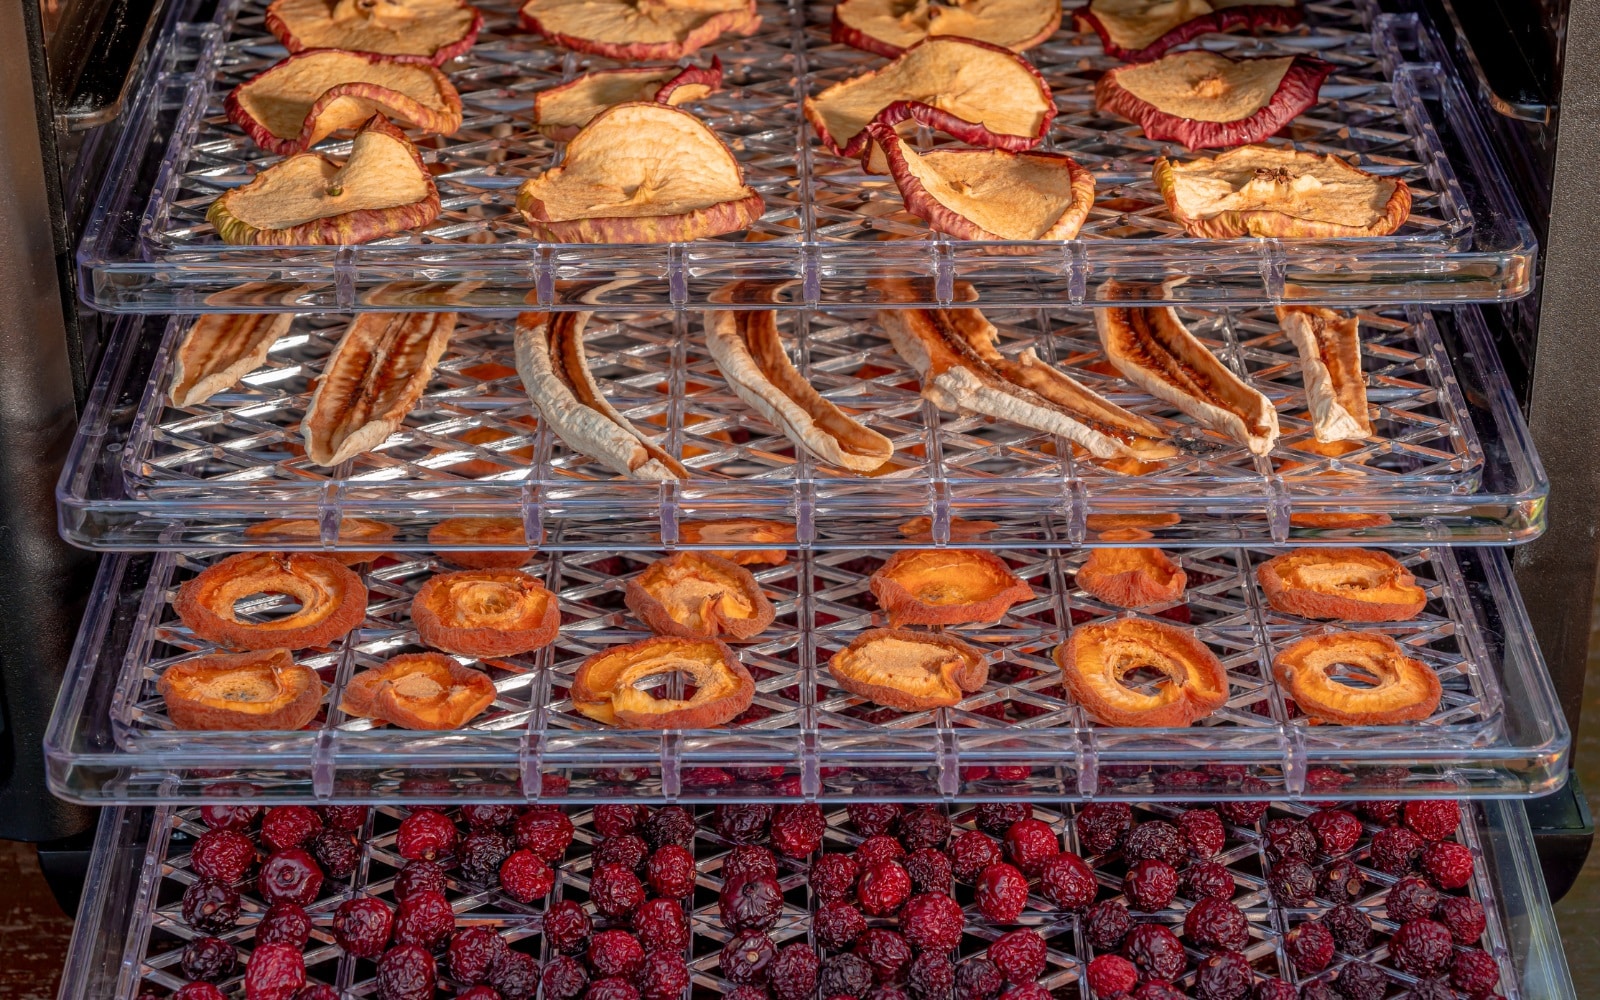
[57,305,1546,552]
[55,799,1573,1000]
[75,0,1538,311]
[45,543,1567,804]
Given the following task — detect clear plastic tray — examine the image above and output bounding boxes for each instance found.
[55,800,1575,1000]
[74,0,1539,312]
[44,542,1568,805]
[56,304,1546,552]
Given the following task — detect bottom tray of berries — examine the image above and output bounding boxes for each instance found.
[56,798,1572,1000]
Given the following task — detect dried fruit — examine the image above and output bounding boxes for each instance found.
[394,860,448,901]
[311,829,360,880]
[1251,980,1298,1000]
[816,900,869,952]
[1385,877,1443,924]
[571,635,755,729]
[191,829,257,883]
[1176,809,1226,860]
[491,951,541,1000]
[855,928,913,984]
[262,806,324,853]
[265,0,482,63]
[1319,860,1365,904]
[258,902,313,947]
[904,847,953,894]
[1076,548,1187,610]
[591,862,647,918]
[1328,961,1386,1000]
[820,952,876,997]
[1263,819,1317,863]
[201,798,262,832]
[533,61,723,142]
[1194,950,1252,1000]
[898,808,952,852]
[724,930,780,985]
[394,889,455,950]
[1075,804,1132,855]
[626,552,776,640]
[900,892,965,952]
[543,956,590,1000]
[975,863,1029,923]
[956,958,1004,1000]
[515,808,575,861]
[859,861,913,916]
[1183,861,1235,901]
[1185,897,1250,951]
[1072,0,1300,63]
[1390,919,1454,977]
[1096,51,1330,150]
[412,568,560,658]
[1084,900,1133,951]
[499,849,555,903]
[594,833,649,871]
[1421,841,1474,890]
[1124,858,1178,911]
[632,897,690,953]
[1002,819,1059,877]
[1124,821,1186,867]
[1306,810,1362,857]
[1121,924,1184,982]
[518,0,757,60]
[1038,851,1096,910]
[643,806,697,849]
[773,804,828,858]
[987,929,1047,983]
[1369,826,1425,875]
[1404,801,1462,842]
[1284,920,1333,975]
[1265,860,1315,906]
[1273,632,1440,726]
[830,0,1057,56]
[858,835,908,868]
[1057,617,1230,727]
[182,937,237,982]
[907,952,955,999]
[584,978,640,1000]
[1086,954,1139,999]
[721,875,785,930]
[245,943,306,1000]
[457,830,513,884]
[334,897,395,957]
[588,930,646,980]
[451,926,512,984]
[1449,950,1500,998]
[1217,798,1268,827]
[769,943,822,1000]
[260,849,325,907]
[811,853,860,903]
[638,950,691,1000]
[829,628,989,711]
[1322,903,1372,954]
[397,809,459,862]
[340,652,497,730]
[160,650,325,731]
[716,804,776,844]
[1438,895,1486,945]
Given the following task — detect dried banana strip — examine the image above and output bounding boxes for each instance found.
[1096,285,1279,456]
[302,312,456,466]
[514,312,688,480]
[171,313,294,406]
[705,309,893,472]
[1275,305,1372,443]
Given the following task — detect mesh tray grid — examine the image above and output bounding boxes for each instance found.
[115,801,1518,1000]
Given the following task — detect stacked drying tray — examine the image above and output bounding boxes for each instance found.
[50,0,1575,999]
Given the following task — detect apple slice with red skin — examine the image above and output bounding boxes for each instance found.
[831,0,1061,58]
[1073,0,1302,63]
[869,124,1095,243]
[519,0,760,60]
[226,50,462,156]
[265,0,484,65]
[1096,51,1332,149]
[515,102,763,243]
[207,114,441,246]
[804,36,1054,173]
[532,59,723,141]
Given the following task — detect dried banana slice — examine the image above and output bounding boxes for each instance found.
[1096,284,1279,455]
[171,314,294,406]
[874,280,1169,460]
[1275,306,1371,443]
[705,307,893,472]
[302,312,456,466]
[514,312,688,480]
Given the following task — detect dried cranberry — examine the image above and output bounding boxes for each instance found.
[974,863,1029,923]
[595,833,649,872]
[724,845,781,885]
[1194,950,1252,1000]
[333,897,394,958]
[498,850,554,903]
[181,936,236,982]
[900,892,964,952]
[955,958,1004,1000]
[857,835,907,869]
[1449,950,1500,998]
[906,952,954,1000]
[1085,954,1138,999]
[771,804,827,859]
[1406,979,1454,1000]
[1322,903,1372,954]
[490,951,540,1000]
[394,888,454,950]
[1319,859,1365,904]
[1299,980,1336,1000]
[587,929,646,979]
[183,879,241,932]
[1385,877,1442,924]
[721,875,785,930]
[1084,900,1132,952]
[1266,860,1316,906]
[310,830,360,881]
[1123,859,1178,911]
[816,900,868,952]
[1251,979,1298,1000]
[948,832,1000,884]
[1390,919,1454,977]
[855,928,913,984]
[769,943,822,1000]
[1123,821,1185,867]
[1329,961,1386,1000]
[259,849,324,907]
[1262,819,1316,863]
[640,845,694,899]
[638,950,690,1000]
[1183,862,1235,901]
[714,804,774,844]
[318,804,366,833]
[975,803,1030,836]
[375,944,435,1000]
[461,804,517,831]
[584,978,639,1000]
[1438,895,1487,945]
[201,799,260,832]
[1177,810,1226,860]
[810,853,859,903]
[594,805,646,839]
[725,989,769,1000]
[296,986,340,1000]
[1132,982,1185,1000]
[859,861,912,917]
[543,899,592,954]
[1217,795,1269,828]
[723,930,779,985]
[641,806,695,849]
[175,984,226,1000]
[849,803,903,838]
[449,927,511,984]
[1305,810,1361,857]
[1038,851,1096,911]
[819,951,876,997]
[1284,920,1334,975]
[261,806,323,853]
[590,862,647,918]
[1121,924,1184,981]
[997,984,1050,1000]
[1421,841,1474,890]
[631,897,689,953]
[988,929,1047,984]
[1404,801,1460,842]
[256,902,311,947]
[245,943,306,1000]
[542,956,589,1000]
[1002,819,1059,877]
[1369,826,1424,875]
[396,809,459,863]
[1355,800,1401,827]
[514,809,574,862]
[898,808,951,852]
[1184,897,1249,951]
[190,829,256,883]
[1075,804,1133,856]
[394,860,448,901]
[904,848,953,895]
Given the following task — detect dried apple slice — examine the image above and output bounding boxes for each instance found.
[302,312,457,466]
[412,568,560,656]
[429,516,536,569]
[519,0,759,60]
[869,549,1033,626]
[226,50,463,157]
[832,0,1060,57]
[1272,631,1439,725]
[158,649,325,731]
[571,636,754,728]
[804,37,1054,172]
[1076,548,1187,608]
[340,652,497,728]
[243,518,399,564]
[175,553,368,651]
[1054,617,1228,727]
[1275,306,1371,443]
[208,114,440,246]
[1155,145,1412,238]
[1256,548,1426,622]
[266,0,484,64]
[1074,0,1302,63]
[1096,285,1279,455]
[170,314,293,406]
[516,103,762,243]
[1096,51,1331,149]
[515,311,688,480]
[624,551,776,639]
[875,284,1171,460]
[828,627,988,711]
[705,307,893,472]
[868,125,1094,242]
[679,519,794,565]
[532,60,723,141]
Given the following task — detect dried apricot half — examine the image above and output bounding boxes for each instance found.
[828,628,988,711]
[1076,548,1187,609]
[624,552,775,640]
[869,549,1032,626]
[412,569,560,657]
[340,652,497,729]
[1272,631,1440,725]
[1256,548,1426,622]
[158,649,324,731]
[175,552,367,651]
[572,636,754,729]
[243,518,398,564]
[428,516,535,569]
[1055,618,1228,727]
[678,518,794,565]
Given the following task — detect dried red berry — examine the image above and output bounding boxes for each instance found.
[1184,897,1250,951]
[181,936,237,982]
[1263,818,1317,863]
[318,805,367,833]
[595,833,649,872]
[310,830,360,881]
[855,928,913,984]
[296,985,340,1000]
[859,860,913,917]
[450,926,511,984]
[1405,979,1454,1000]
[1084,900,1132,952]
[1123,821,1185,868]
[769,943,822,1000]
[497,849,554,903]
[191,829,256,883]
[724,845,780,885]
[245,943,306,1000]
[1183,862,1235,901]
[584,977,640,1000]
[642,806,695,849]
[997,984,1050,1000]
[587,929,646,980]
[725,989,769,1000]
[898,808,951,852]
[514,809,574,862]
[906,952,954,1000]
[811,853,859,903]
[768,804,826,859]
[850,803,903,838]
[1438,895,1486,945]
[955,958,1004,1000]
[1404,801,1461,842]
[175,984,226,1000]
[1329,961,1386,1000]
[542,956,589,1000]
[1123,859,1178,911]
[987,928,1047,984]
[543,899,593,954]
[183,879,241,933]
[1266,860,1315,906]
[1121,924,1184,982]
[1038,851,1096,911]
[333,897,394,958]
[1284,920,1334,975]
[261,806,323,853]
[857,835,908,869]
[631,897,690,953]
[715,804,774,844]
[641,845,695,899]
[1355,800,1401,826]
[375,944,435,1000]
[1449,949,1500,998]
[816,899,869,952]
[1193,949,1252,1000]
[1177,810,1226,860]
[455,987,499,1000]
[975,803,1030,837]
[1322,903,1372,954]
[900,892,965,952]
[638,950,690,1000]
[975,863,1029,923]
[1369,826,1424,875]
[1250,979,1298,1000]
[394,859,447,901]
[594,804,646,839]
[201,799,260,832]
[1132,982,1185,1000]
[1421,841,1474,890]
[461,803,516,831]
[723,930,779,985]
[1217,795,1269,827]
[1390,919,1454,977]
[1319,859,1365,903]
[591,862,647,918]
[721,875,785,930]
[1085,954,1138,999]
[394,888,454,950]
[257,902,311,947]
[490,951,541,1000]
[259,849,324,907]
[1074,803,1132,856]
[904,848,953,895]
[1305,810,1362,857]
[1002,819,1058,877]
[396,809,458,863]
[1386,877,1442,924]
